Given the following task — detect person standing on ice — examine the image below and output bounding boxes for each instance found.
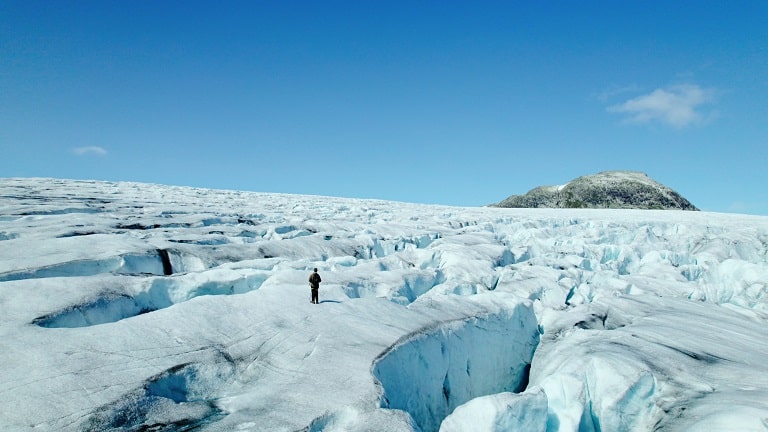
[308,268,321,304]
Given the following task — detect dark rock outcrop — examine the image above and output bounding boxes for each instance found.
[493,171,698,210]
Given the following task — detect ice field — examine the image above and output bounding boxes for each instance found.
[1,178,767,431]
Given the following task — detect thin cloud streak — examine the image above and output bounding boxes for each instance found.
[72,146,108,156]
[607,84,716,128]
[596,84,641,102]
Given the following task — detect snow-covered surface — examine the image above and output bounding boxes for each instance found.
[1,178,767,431]
[574,170,650,186]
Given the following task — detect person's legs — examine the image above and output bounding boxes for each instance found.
[311,288,319,304]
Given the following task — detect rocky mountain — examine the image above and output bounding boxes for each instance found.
[493,171,698,210]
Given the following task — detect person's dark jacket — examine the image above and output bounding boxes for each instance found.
[309,271,321,289]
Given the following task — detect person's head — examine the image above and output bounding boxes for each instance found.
[313,268,318,272]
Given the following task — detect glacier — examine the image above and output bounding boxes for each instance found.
[0,177,767,431]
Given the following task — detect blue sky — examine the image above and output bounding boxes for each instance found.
[2,1,767,214]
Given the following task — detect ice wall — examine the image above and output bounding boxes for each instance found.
[527,295,768,432]
[372,301,539,432]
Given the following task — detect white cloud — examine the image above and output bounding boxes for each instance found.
[607,84,716,128]
[72,146,107,156]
